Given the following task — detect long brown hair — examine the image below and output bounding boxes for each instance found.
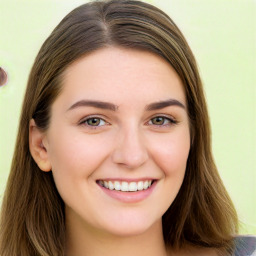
[0,0,238,255]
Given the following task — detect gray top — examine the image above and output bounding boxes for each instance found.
[233,236,256,256]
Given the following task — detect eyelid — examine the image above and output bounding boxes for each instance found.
[78,114,178,129]
[147,114,178,126]
[79,115,110,127]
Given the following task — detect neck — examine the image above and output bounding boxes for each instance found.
[65,214,168,256]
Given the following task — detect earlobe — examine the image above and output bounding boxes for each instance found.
[29,119,52,172]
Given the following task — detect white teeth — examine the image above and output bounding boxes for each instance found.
[99,180,154,192]
[129,182,137,192]
[108,181,114,190]
[143,181,149,190]
[121,182,129,192]
[114,181,121,191]
[137,181,144,191]
[104,181,109,189]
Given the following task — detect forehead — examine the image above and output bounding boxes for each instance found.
[56,47,186,109]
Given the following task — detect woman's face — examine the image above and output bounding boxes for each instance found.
[40,47,190,236]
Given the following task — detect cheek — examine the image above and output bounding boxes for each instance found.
[47,130,111,178]
[46,130,113,209]
[149,130,190,176]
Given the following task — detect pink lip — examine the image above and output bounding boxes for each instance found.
[97,180,157,203]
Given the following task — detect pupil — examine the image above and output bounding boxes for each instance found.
[154,117,164,125]
[89,118,100,126]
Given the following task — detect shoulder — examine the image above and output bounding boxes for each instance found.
[232,235,256,256]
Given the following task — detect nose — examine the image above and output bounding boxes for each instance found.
[111,127,149,169]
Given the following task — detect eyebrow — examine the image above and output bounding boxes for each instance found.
[67,98,186,112]
[67,100,118,112]
[145,99,186,111]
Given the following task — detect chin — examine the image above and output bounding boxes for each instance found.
[97,213,162,238]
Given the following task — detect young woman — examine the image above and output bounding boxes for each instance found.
[0,0,255,255]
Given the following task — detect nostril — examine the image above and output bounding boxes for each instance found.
[0,67,8,86]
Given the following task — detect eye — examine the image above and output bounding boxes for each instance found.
[148,116,176,126]
[81,117,107,127]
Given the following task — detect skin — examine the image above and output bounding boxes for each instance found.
[29,47,217,256]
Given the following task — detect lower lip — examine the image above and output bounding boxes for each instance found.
[98,181,157,203]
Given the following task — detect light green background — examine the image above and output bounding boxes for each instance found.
[0,0,255,234]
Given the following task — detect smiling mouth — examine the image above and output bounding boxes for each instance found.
[97,180,155,192]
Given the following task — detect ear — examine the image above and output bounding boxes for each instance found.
[29,119,52,172]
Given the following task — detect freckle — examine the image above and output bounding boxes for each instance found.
[0,67,8,86]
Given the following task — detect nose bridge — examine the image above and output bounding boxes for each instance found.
[112,123,148,169]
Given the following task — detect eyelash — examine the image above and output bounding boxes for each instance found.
[79,116,109,129]
[147,115,177,127]
[79,115,177,129]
